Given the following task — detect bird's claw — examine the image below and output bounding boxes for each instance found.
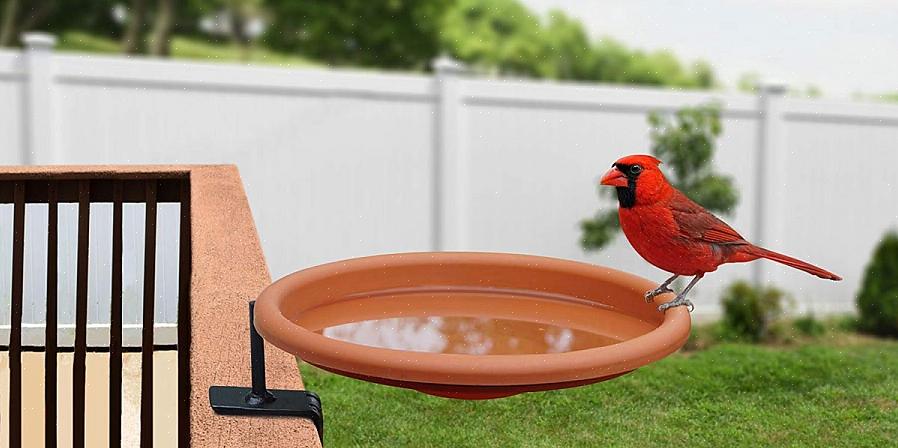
[658,296,694,313]
[644,286,674,303]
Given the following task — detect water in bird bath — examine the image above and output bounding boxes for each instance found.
[319,316,619,355]
[296,287,657,356]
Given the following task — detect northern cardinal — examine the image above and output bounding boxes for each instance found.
[600,154,840,312]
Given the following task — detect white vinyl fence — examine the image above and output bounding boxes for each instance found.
[1,33,897,335]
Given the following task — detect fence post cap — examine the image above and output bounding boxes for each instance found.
[432,54,468,75]
[21,32,57,50]
[757,81,788,96]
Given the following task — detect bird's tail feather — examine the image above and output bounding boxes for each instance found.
[748,246,842,281]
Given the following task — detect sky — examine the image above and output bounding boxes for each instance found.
[521,0,898,98]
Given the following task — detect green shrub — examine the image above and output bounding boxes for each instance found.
[682,322,724,351]
[720,281,785,342]
[794,314,825,337]
[831,314,859,332]
[857,231,898,336]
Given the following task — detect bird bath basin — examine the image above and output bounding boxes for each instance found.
[254,252,691,400]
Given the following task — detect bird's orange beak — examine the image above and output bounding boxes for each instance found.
[600,167,628,187]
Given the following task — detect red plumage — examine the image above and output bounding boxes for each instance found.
[600,154,839,311]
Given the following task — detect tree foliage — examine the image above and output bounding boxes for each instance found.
[0,0,120,47]
[542,10,594,80]
[0,0,214,54]
[440,0,714,87]
[440,0,549,77]
[580,103,738,251]
[737,72,761,93]
[263,0,453,69]
[0,0,717,89]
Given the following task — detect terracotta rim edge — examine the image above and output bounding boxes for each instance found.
[254,252,692,387]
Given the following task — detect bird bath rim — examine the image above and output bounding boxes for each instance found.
[253,252,692,396]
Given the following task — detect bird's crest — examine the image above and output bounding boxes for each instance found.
[613,154,662,168]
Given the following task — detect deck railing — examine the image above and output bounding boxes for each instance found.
[0,174,191,448]
[1,165,321,447]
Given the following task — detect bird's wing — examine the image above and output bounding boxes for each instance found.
[668,190,748,245]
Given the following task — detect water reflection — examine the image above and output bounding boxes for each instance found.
[320,316,618,355]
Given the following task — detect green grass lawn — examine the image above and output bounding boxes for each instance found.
[300,335,898,447]
[56,31,319,67]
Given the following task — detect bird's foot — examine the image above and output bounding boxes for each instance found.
[658,295,694,312]
[644,285,675,303]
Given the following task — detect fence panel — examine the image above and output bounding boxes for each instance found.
[0,50,23,165]
[3,36,898,318]
[768,99,898,314]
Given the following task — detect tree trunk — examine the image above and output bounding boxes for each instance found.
[149,0,174,56]
[121,0,148,54]
[0,0,21,47]
[0,0,53,47]
[229,3,251,61]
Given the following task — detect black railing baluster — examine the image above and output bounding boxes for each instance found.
[0,175,189,446]
[110,180,124,447]
[9,181,26,448]
[73,180,90,448]
[141,180,157,448]
[46,181,59,447]
[177,178,192,447]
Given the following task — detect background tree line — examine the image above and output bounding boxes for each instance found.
[0,0,714,88]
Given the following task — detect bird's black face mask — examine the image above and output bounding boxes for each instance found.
[612,163,642,208]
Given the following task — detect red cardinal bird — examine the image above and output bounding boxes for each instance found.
[600,154,840,312]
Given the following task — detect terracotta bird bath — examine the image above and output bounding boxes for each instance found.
[253,252,692,400]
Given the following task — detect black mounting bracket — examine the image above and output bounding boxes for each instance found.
[209,301,324,445]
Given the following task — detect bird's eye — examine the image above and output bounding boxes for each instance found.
[629,165,643,175]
